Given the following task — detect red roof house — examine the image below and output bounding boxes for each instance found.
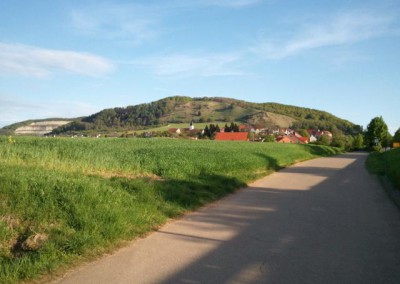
[277,135,307,144]
[298,136,309,144]
[215,132,249,141]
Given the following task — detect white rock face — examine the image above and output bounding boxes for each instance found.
[15,121,71,135]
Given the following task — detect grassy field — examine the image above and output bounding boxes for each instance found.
[366,148,400,190]
[0,136,341,283]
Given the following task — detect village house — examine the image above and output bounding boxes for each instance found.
[309,135,318,143]
[307,129,333,139]
[168,128,181,134]
[239,125,252,132]
[215,132,249,141]
[276,134,307,144]
[280,128,295,135]
[168,119,198,135]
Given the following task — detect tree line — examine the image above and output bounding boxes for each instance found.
[203,122,240,138]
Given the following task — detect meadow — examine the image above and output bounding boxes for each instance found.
[0,136,341,283]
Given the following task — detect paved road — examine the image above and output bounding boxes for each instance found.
[56,153,400,284]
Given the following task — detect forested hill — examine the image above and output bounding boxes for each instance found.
[4,96,361,135]
[58,96,360,134]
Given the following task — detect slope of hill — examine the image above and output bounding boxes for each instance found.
[0,119,72,136]
[2,97,361,135]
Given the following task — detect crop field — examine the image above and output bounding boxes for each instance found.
[0,136,341,283]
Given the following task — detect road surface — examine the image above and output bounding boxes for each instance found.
[56,152,400,283]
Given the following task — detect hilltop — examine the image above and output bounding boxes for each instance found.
[1,96,362,136]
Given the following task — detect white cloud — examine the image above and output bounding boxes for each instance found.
[0,43,114,78]
[70,3,159,45]
[136,52,245,77]
[252,11,396,59]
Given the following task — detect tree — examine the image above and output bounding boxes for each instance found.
[204,125,210,138]
[298,129,309,137]
[393,128,400,142]
[263,135,276,142]
[352,133,364,150]
[382,132,393,149]
[230,122,239,132]
[331,134,346,149]
[224,124,231,132]
[365,116,389,150]
[317,135,331,146]
[345,135,354,151]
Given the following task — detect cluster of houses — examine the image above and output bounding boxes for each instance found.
[168,121,333,143]
[275,129,333,144]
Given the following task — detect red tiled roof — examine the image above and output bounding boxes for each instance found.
[215,132,249,141]
[298,136,309,143]
[277,135,307,144]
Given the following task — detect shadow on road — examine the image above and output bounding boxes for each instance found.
[157,153,400,284]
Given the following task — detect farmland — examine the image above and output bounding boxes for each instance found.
[0,136,341,283]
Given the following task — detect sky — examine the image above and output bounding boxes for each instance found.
[0,0,399,133]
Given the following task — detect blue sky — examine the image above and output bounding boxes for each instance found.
[0,0,399,133]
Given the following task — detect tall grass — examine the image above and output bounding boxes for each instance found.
[366,148,400,190]
[0,136,341,283]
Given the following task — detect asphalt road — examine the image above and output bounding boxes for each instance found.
[56,152,400,284]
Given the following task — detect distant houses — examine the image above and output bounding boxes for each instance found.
[167,121,334,143]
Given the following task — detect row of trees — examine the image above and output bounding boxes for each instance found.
[314,116,399,152]
[315,132,364,151]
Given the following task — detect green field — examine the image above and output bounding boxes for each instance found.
[0,136,341,283]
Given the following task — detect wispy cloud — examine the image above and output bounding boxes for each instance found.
[136,52,245,77]
[0,94,103,127]
[201,0,262,8]
[70,0,262,44]
[70,3,159,45]
[252,11,396,59]
[0,43,114,78]
[0,95,45,127]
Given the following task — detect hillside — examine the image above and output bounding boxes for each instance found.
[0,118,72,136]
[2,97,361,135]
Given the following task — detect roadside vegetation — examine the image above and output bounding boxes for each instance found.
[365,117,400,202]
[366,148,400,191]
[0,136,341,283]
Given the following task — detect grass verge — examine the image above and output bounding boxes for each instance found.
[366,148,400,191]
[0,137,341,283]
[366,149,400,209]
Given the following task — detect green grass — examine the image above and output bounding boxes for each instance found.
[0,136,341,283]
[366,148,400,190]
